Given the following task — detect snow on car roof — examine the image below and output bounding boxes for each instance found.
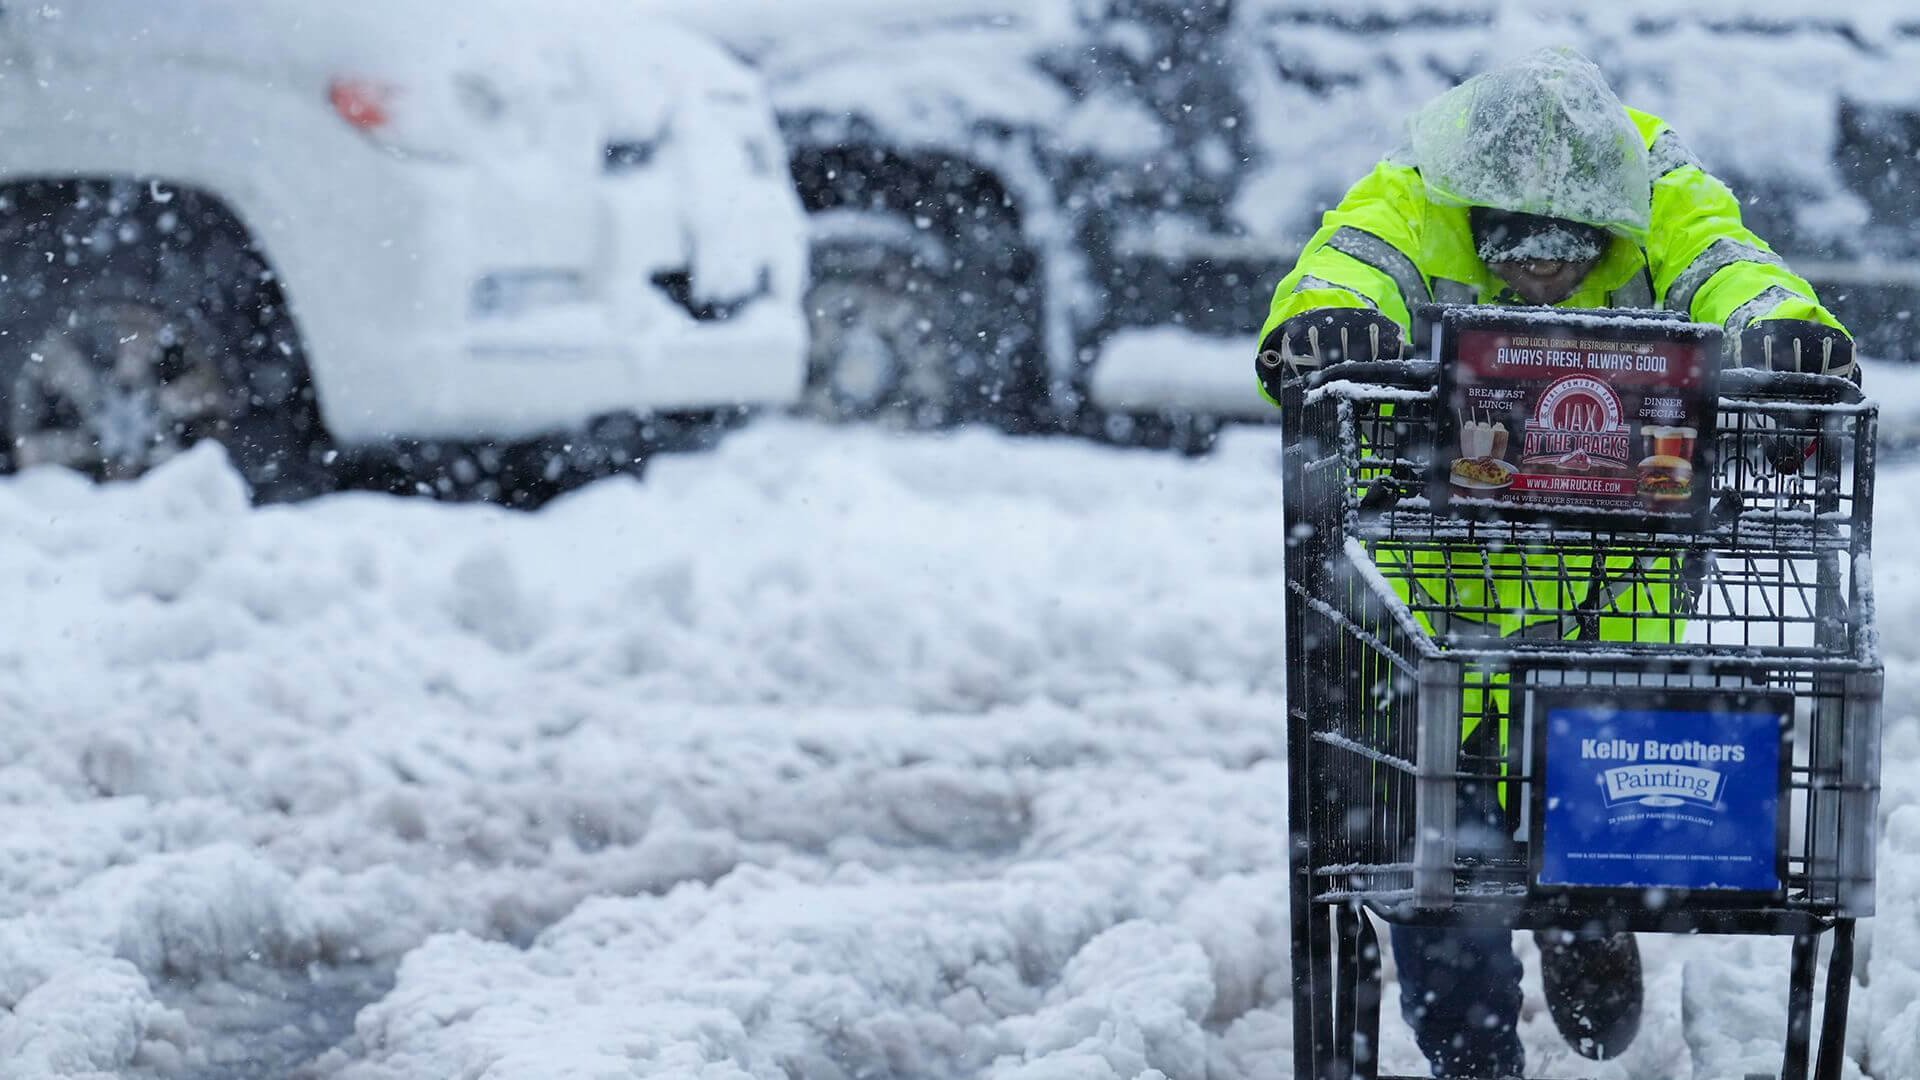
[633,0,1080,138]
[3,0,758,99]
[634,0,1078,62]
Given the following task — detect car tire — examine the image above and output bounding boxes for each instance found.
[1101,408,1223,457]
[802,236,955,427]
[801,217,1047,431]
[0,180,332,502]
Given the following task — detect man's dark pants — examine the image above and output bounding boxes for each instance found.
[1387,779,1526,1078]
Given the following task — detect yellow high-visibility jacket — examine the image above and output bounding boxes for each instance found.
[1260,107,1843,361]
[1261,105,1847,744]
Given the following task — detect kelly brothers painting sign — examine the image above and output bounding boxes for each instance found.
[1432,309,1722,526]
[1532,688,1790,894]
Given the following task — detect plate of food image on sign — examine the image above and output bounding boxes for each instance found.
[1430,306,1721,530]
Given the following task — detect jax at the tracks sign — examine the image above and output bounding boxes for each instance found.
[1431,307,1721,528]
[1535,689,1789,894]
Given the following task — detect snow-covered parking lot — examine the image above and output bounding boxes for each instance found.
[4,421,1919,1079]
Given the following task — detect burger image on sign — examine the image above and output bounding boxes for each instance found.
[1637,425,1699,506]
[1637,455,1693,503]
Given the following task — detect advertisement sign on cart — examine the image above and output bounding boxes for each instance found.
[1533,687,1791,895]
[1432,309,1722,528]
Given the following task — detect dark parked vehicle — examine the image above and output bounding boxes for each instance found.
[650,1,1920,446]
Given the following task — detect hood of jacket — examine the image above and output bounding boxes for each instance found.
[1407,46,1651,245]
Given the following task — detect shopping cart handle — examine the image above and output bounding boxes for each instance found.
[1720,365,1865,406]
[1302,358,1437,393]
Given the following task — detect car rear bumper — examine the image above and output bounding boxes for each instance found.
[1088,326,1274,421]
[286,142,808,446]
[318,302,807,445]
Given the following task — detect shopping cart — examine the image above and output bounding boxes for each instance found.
[1277,304,1882,1080]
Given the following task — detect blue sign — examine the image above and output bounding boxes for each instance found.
[1538,694,1785,892]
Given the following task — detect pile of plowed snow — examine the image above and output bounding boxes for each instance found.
[1,420,1915,1079]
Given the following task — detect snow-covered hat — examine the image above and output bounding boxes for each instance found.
[1408,47,1651,245]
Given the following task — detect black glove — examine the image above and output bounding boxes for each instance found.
[1256,308,1404,395]
[1732,319,1857,476]
[1732,318,1858,384]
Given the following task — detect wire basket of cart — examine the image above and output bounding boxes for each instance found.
[1279,304,1881,1080]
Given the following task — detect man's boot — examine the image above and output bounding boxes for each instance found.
[1535,929,1643,1059]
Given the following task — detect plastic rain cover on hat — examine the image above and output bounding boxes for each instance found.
[1408,47,1651,245]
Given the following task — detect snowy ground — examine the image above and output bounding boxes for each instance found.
[3,420,1918,1079]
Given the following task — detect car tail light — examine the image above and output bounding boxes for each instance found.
[329,78,395,132]
[328,75,475,162]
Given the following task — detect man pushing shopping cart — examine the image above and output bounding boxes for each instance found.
[1256,47,1880,1080]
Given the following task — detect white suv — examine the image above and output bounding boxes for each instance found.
[0,1,807,500]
